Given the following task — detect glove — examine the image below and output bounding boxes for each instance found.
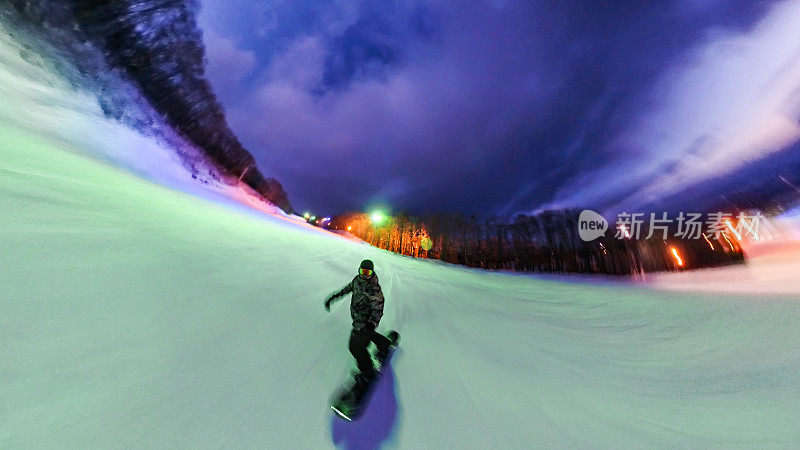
[324,296,334,312]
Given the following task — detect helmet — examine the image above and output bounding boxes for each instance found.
[359,259,374,270]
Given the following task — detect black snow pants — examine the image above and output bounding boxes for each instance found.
[349,327,391,377]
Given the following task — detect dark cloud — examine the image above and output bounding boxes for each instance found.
[199,0,795,217]
[316,2,438,93]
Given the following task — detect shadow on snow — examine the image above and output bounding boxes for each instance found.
[330,355,401,449]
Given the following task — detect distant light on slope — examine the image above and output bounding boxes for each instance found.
[703,235,715,250]
[721,233,735,251]
[370,212,385,225]
[670,247,684,267]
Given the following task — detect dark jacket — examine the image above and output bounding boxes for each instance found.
[330,273,385,331]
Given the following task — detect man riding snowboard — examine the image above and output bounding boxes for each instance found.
[325,259,392,380]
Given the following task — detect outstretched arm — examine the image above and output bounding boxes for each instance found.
[324,280,353,311]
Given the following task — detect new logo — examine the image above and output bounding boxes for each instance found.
[578,210,607,241]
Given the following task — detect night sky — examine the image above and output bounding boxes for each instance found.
[197,0,800,216]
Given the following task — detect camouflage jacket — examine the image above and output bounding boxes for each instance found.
[331,273,385,331]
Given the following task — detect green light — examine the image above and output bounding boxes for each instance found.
[303,212,310,219]
[370,212,384,224]
[421,237,433,251]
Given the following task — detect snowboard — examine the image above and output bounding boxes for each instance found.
[330,330,400,421]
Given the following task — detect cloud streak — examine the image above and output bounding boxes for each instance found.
[545,0,800,213]
[198,0,798,216]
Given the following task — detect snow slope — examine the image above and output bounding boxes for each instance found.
[644,240,800,295]
[3,125,800,448]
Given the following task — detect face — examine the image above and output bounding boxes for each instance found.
[359,268,373,278]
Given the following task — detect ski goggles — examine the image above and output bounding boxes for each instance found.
[359,268,373,277]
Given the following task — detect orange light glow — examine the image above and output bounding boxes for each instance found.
[703,234,714,250]
[721,233,735,251]
[347,226,352,231]
[670,246,684,267]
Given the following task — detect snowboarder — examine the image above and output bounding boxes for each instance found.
[325,259,393,380]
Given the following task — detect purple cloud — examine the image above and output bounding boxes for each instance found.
[198,0,796,216]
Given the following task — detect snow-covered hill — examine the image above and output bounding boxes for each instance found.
[2,8,800,448]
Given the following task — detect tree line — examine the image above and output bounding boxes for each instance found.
[6,0,292,212]
[329,209,744,275]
